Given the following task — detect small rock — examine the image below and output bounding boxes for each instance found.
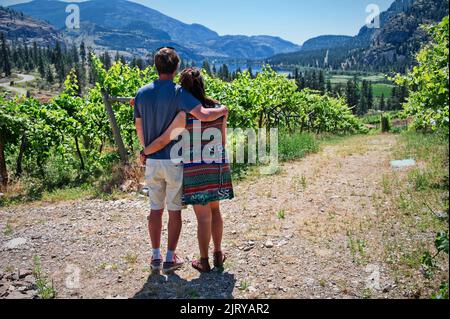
[18,269,32,279]
[264,240,274,248]
[436,211,449,220]
[3,237,27,250]
[5,291,30,299]
[140,187,150,196]
[277,240,288,247]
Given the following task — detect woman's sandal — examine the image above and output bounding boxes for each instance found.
[213,251,227,268]
[192,258,211,273]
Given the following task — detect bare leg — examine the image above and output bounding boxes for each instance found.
[167,210,182,252]
[210,201,223,253]
[148,209,164,250]
[194,205,212,259]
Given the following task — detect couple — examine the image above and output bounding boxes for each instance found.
[134,47,234,275]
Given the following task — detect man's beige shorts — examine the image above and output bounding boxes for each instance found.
[145,159,183,211]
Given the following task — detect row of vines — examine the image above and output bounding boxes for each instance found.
[0,54,366,198]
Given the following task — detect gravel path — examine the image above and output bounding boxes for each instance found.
[1,134,406,299]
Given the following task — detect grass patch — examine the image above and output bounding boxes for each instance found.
[347,231,367,265]
[3,223,13,236]
[239,281,250,291]
[33,256,56,299]
[277,210,286,220]
[124,252,138,265]
[41,185,97,202]
[278,131,319,162]
[382,131,449,297]
[381,174,392,194]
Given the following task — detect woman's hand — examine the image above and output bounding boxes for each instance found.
[139,150,147,166]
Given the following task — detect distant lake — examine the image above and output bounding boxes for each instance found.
[209,62,292,77]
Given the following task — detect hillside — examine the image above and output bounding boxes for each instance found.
[10,0,301,60]
[301,35,354,51]
[356,0,450,70]
[0,6,61,46]
[268,0,449,72]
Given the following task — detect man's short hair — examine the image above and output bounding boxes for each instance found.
[154,48,180,75]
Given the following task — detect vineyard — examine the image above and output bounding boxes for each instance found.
[0,14,448,301]
[0,55,366,203]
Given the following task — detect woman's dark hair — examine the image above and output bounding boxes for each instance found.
[179,68,218,108]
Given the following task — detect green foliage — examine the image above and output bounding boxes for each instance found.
[396,16,449,132]
[435,231,449,254]
[204,66,366,134]
[432,282,449,299]
[278,131,319,161]
[32,256,56,299]
[277,210,286,220]
[2,56,365,201]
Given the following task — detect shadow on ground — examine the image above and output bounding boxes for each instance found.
[133,270,236,299]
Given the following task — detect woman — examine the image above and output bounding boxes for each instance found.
[144,67,234,273]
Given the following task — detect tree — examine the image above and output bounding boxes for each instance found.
[318,70,325,93]
[101,51,112,70]
[326,79,333,94]
[219,64,230,81]
[202,60,212,75]
[0,33,12,77]
[80,41,86,63]
[0,98,22,189]
[311,70,318,90]
[38,55,46,79]
[114,51,121,62]
[396,16,449,132]
[247,66,253,79]
[46,66,54,83]
[71,43,79,64]
[346,78,359,113]
[379,93,386,111]
[367,82,374,111]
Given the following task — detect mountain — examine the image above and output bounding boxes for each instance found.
[356,0,449,69]
[268,0,449,72]
[205,35,302,60]
[301,35,354,51]
[9,0,301,60]
[0,6,61,46]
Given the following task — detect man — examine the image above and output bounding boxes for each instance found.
[134,47,228,274]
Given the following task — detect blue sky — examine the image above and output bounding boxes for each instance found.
[1,0,395,44]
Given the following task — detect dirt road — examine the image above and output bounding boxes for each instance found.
[1,134,440,299]
[0,74,35,97]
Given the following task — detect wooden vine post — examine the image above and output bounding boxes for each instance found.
[101,89,129,165]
